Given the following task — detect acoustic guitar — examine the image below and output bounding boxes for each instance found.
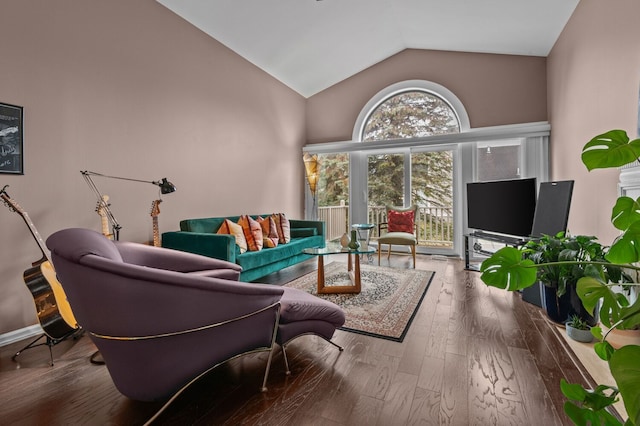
[0,186,79,339]
[150,199,162,247]
[95,194,113,239]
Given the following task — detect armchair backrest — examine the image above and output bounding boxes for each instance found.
[46,228,284,401]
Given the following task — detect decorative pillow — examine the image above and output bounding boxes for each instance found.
[271,213,291,244]
[216,219,247,253]
[238,215,263,252]
[257,216,279,248]
[388,209,415,233]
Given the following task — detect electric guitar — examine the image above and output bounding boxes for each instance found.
[150,199,162,247]
[95,195,113,239]
[0,185,79,338]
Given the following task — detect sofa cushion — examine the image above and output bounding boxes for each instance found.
[236,236,322,271]
[257,216,279,248]
[216,219,247,253]
[238,215,263,252]
[279,287,345,326]
[271,213,291,244]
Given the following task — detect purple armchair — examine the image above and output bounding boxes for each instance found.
[46,228,344,405]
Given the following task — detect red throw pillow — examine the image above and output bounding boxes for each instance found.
[387,210,415,233]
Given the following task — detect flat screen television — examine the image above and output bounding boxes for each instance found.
[467,178,537,238]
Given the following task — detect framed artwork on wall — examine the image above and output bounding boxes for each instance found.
[0,102,23,175]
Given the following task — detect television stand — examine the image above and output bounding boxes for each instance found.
[464,231,529,271]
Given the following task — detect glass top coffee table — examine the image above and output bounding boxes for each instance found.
[302,246,375,294]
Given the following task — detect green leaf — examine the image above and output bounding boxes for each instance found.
[618,295,640,330]
[595,341,615,361]
[592,326,604,341]
[561,378,588,400]
[610,345,640,426]
[611,196,640,231]
[607,233,640,265]
[582,130,640,171]
[561,379,622,426]
[563,402,593,425]
[480,247,538,291]
[577,277,617,319]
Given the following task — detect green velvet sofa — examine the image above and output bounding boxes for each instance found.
[161,215,325,282]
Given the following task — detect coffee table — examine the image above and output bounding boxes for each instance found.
[302,246,375,294]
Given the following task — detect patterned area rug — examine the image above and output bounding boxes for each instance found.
[284,262,435,342]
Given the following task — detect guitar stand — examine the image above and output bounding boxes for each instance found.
[12,328,84,366]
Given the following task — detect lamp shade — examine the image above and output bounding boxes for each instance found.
[303,153,320,197]
[156,178,177,194]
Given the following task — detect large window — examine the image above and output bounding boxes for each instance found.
[359,86,461,251]
[305,80,549,257]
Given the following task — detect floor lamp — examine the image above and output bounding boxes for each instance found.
[81,170,177,241]
[303,153,320,220]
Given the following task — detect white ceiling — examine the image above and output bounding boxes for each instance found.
[156,0,579,98]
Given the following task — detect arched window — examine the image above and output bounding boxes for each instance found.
[353,80,470,142]
[362,91,460,141]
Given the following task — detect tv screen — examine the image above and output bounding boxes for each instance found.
[467,178,537,237]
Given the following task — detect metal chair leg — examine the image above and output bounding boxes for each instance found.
[281,345,291,375]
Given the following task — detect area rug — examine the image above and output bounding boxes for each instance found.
[284,262,435,342]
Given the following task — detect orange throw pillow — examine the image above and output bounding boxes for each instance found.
[238,215,264,252]
[271,213,291,244]
[257,216,279,248]
[216,219,248,253]
[387,210,415,233]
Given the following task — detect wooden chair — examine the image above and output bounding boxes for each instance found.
[377,205,418,268]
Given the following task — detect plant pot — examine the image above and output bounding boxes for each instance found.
[542,283,598,326]
[601,325,640,349]
[566,325,593,343]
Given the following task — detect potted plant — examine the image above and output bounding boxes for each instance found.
[522,233,627,325]
[577,277,640,349]
[565,314,593,343]
[479,130,640,426]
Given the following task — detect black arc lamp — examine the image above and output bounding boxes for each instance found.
[81,170,177,240]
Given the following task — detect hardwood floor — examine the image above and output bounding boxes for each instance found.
[0,255,606,425]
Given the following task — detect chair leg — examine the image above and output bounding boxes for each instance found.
[279,336,344,377]
[412,245,416,268]
[281,344,291,376]
[377,245,381,265]
[387,245,391,259]
[261,345,278,392]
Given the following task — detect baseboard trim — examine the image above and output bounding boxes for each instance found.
[0,325,43,347]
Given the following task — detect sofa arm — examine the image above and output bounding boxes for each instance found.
[161,231,238,263]
[290,220,325,240]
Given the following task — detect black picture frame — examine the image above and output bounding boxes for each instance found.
[0,102,23,174]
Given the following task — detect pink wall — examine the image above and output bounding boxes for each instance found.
[306,49,547,143]
[547,0,640,243]
[0,1,306,334]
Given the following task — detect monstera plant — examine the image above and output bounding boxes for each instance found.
[480,130,640,426]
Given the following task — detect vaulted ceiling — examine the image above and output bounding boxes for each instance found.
[157,0,579,98]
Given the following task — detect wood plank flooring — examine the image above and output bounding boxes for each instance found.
[0,255,609,425]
